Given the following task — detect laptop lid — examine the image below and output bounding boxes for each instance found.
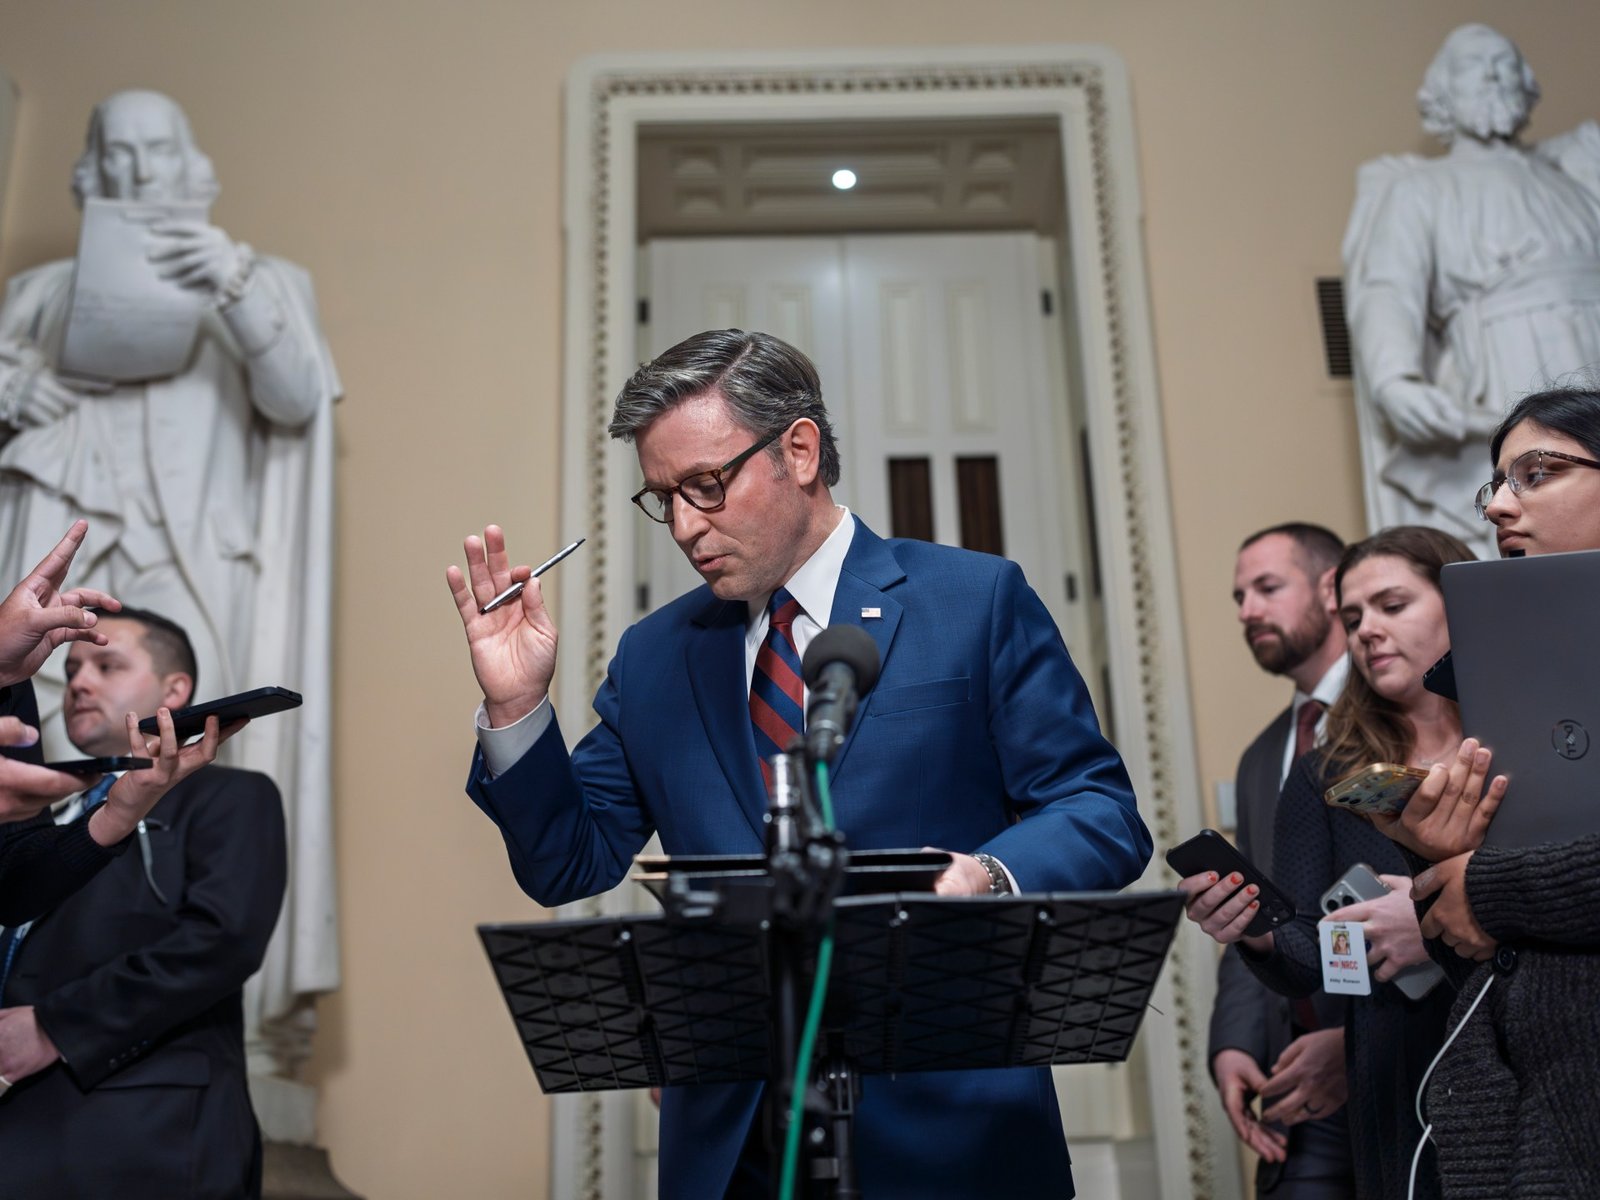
[1441,550,1600,849]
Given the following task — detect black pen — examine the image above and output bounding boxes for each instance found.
[480,538,586,613]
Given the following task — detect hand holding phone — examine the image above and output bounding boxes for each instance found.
[1319,863,1443,1000]
[1370,738,1508,862]
[137,686,301,740]
[1323,763,1430,817]
[1166,829,1295,939]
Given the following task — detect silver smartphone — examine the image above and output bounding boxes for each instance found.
[1319,862,1444,1001]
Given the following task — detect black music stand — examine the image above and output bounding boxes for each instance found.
[479,889,1181,1191]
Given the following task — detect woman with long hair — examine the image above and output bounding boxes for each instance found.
[1373,386,1600,1198]
[1185,525,1474,1200]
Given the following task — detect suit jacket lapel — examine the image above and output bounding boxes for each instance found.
[1241,706,1294,872]
[825,523,905,780]
[687,593,769,842]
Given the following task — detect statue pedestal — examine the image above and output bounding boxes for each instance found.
[264,1144,361,1200]
[250,1074,362,1200]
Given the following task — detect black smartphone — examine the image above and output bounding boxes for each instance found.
[1164,828,1296,937]
[40,756,154,774]
[138,686,303,741]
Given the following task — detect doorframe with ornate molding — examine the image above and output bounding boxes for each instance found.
[551,45,1233,1200]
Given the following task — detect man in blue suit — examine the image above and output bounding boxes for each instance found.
[449,329,1152,1199]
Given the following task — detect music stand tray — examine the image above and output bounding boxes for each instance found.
[479,890,1181,1094]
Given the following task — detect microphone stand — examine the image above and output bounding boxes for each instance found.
[763,743,859,1199]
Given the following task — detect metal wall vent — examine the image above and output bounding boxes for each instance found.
[1316,277,1352,379]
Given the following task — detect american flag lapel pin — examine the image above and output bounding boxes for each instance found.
[861,607,882,619]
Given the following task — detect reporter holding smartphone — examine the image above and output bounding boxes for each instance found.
[0,521,240,926]
[1183,526,1471,1200]
[1369,387,1600,1199]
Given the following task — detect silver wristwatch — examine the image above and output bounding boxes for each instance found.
[971,852,1013,895]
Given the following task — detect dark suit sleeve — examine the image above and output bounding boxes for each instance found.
[970,561,1152,892]
[0,811,123,926]
[1208,946,1270,1071]
[0,682,123,925]
[467,626,656,907]
[1465,832,1600,949]
[1208,730,1280,1069]
[32,773,288,1089]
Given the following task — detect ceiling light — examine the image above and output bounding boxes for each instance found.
[831,168,857,190]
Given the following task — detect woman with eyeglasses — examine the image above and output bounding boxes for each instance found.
[1371,387,1600,1199]
[1184,525,1473,1200]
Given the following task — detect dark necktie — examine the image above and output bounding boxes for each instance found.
[750,588,805,791]
[0,775,116,1004]
[1293,698,1326,762]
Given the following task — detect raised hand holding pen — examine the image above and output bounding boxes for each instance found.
[446,525,563,729]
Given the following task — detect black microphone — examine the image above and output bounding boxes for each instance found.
[801,625,881,764]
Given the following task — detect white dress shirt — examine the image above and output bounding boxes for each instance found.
[1279,655,1351,786]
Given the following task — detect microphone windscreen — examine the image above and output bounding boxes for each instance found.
[802,624,881,692]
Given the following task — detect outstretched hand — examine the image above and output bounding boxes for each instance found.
[1371,738,1506,862]
[0,520,121,687]
[446,525,558,728]
[87,709,244,847]
[0,756,95,825]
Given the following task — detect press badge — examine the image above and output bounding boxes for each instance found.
[1319,920,1370,995]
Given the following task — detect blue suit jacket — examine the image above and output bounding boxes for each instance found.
[470,519,1151,1198]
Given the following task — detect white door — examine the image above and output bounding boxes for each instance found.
[643,233,1098,686]
[639,237,851,612]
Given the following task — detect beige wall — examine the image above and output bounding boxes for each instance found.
[0,2,1594,1196]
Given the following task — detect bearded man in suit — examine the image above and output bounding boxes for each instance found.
[1208,523,1352,1198]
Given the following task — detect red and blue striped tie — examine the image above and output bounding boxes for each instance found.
[750,587,805,789]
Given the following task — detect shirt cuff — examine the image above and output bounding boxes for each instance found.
[474,698,552,778]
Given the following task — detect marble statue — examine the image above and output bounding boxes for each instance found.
[0,90,340,1116]
[1343,23,1600,556]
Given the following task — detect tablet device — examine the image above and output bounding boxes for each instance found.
[137,686,302,741]
[1442,551,1600,848]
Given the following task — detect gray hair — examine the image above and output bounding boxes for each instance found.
[72,90,220,207]
[1416,24,1539,144]
[608,329,841,486]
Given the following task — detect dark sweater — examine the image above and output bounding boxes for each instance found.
[1245,754,1454,1200]
[1421,833,1600,1198]
[0,681,121,925]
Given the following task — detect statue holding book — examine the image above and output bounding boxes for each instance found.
[0,89,341,1113]
[1343,24,1600,556]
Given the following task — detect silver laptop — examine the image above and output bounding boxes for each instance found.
[1442,550,1600,849]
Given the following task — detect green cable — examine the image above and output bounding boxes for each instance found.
[777,760,839,1200]
[814,755,837,830]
